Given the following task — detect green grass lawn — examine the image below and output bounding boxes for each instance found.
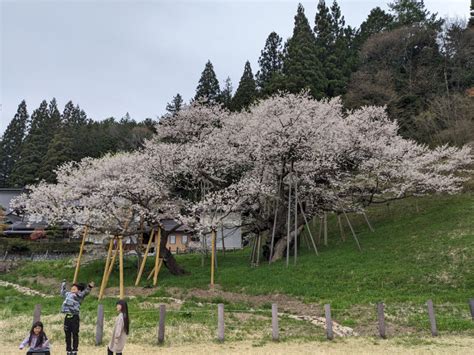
[1,193,473,336]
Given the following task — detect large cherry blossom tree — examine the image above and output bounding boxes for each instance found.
[13,93,472,271]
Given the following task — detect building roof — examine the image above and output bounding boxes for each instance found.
[3,220,73,236]
[159,219,191,233]
[0,188,24,213]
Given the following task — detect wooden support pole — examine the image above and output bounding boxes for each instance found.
[272,303,279,341]
[153,227,161,286]
[343,211,362,252]
[210,228,216,288]
[286,180,292,268]
[99,238,114,300]
[33,304,41,324]
[158,304,166,344]
[95,304,104,345]
[147,259,163,281]
[217,303,225,342]
[337,214,346,241]
[323,212,328,246]
[377,302,386,339]
[214,231,218,271]
[427,299,438,336]
[135,229,155,286]
[363,212,375,232]
[107,240,119,277]
[73,225,89,284]
[119,237,124,299]
[324,304,334,340]
[298,200,318,255]
[469,299,474,321]
[294,179,298,265]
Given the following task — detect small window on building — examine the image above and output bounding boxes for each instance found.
[169,235,176,244]
[182,235,188,244]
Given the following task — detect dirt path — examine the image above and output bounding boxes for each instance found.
[0,280,52,298]
[166,287,355,336]
[0,278,355,336]
[2,336,474,354]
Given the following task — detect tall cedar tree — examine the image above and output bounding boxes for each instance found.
[219,77,233,110]
[231,61,257,111]
[355,7,394,47]
[9,100,55,186]
[0,100,29,187]
[38,100,87,182]
[314,0,358,96]
[256,32,284,96]
[194,60,220,104]
[283,4,326,99]
[166,93,184,115]
[389,0,443,30]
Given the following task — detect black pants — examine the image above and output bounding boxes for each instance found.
[107,347,122,355]
[64,314,80,351]
[26,351,50,355]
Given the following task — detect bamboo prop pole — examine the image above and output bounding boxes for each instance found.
[286,177,292,268]
[135,228,155,286]
[119,236,124,299]
[214,232,218,271]
[106,240,119,278]
[343,211,362,252]
[98,238,114,300]
[136,216,144,270]
[337,214,346,241]
[73,225,89,284]
[153,227,162,286]
[294,179,298,265]
[147,259,163,282]
[362,212,375,232]
[298,200,318,255]
[105,211,134,287]
[210,228,216,288]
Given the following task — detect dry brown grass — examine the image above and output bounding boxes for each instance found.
[2,336,474,354]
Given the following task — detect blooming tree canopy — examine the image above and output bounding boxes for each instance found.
[12,93,472,265]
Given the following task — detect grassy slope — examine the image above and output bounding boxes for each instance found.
[1,193,473,334]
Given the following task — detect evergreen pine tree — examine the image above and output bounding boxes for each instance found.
[314,0,357,96]
[388,0,443,29]
[256,32,284,95]
[356,7,395,47]
[231,61,257,111]
[9,100,50,186]
[194,60,221,104]
[283,4,326,98]
[39,132,74,182]
[219,77,233,110]
[0,100,29,187]
[166,93,184,115]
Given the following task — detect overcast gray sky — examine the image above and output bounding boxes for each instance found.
[0,0,470,134]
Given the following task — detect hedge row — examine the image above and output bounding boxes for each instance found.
[0,238,81,254]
